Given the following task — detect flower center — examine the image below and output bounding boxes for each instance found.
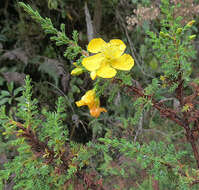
[103,44,122,61]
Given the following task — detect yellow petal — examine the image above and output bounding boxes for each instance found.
[82,53,104,71]
[95,98,100,107]
[82,90,95,104]
[90,71,97,80]
[87,38,107,53]
[76,90,96,108]
[76,100,85,107]
[109,39,126,52]
[111,54,134,71]
[90,106,107,118]
[96,63,117,78]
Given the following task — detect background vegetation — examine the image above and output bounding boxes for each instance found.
[1,0,199,189]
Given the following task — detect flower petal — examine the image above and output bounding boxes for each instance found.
[90,71,97,80]
[82,53,104,71]
[96,63,117,78]
[87,38,107,53]
[82,90,95,104]
[76,90,96,108]
[90,106,107,118]
[76,100,86,107]
[109,39,126,52]
[104,39,126,59]
[111,54,134,71]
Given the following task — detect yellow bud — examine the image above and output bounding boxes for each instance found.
[186,20,195,27]
[189,35,196,40]
[176,28,183,34]
[71,68,83,75]
[16,129,24,136]
[72,62,77,67]
[160,75,165,81]
[159,31,165,37]
[181,104,190,112]
[165,33,172,38]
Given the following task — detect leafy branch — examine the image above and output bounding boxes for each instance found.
[18,2,83,60]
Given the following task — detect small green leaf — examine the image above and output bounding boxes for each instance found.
[7,82,14,94]
[0,90,10,97]
[0,98,10,105]
[149,57,158,70]
[14,87,24,96]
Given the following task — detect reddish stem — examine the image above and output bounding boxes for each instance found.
[120,82,199,168]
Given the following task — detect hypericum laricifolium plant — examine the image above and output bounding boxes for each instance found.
[1,0,199,189]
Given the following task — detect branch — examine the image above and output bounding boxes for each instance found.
[93,0,102,35]
[114,79,186,129]
[84,1,94,41]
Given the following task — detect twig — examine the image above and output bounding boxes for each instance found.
[134,112,143,142]
[42,81,75,113]
[84,1,94,41]
[143,129,170,137]
[117,79,199,168]
[115,9,154,78]
[93,0,102,35]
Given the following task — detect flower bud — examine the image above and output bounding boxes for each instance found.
[189,35,196,40]
[71,68,83,75]
[72,62,77,66]
[186,20,195,27]
[159,31,165,37]
[176,28,182,34]
[165,33,172,39]
[160,75,166,81]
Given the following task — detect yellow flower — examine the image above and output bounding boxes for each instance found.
[76,89,107,118]
[82,38,134,80]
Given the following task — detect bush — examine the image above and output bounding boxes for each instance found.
[1,0,199,189]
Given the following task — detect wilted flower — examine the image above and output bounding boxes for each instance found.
[76,89,107,118]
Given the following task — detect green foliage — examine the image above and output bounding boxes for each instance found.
[97,138,189,188]
[0,82,23,106]
[147,0,196,87]
[18,2,82,61]
[0,76,75,189]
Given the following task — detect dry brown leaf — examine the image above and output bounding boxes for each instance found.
[2,72,26,85]
[0,48,28,65]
